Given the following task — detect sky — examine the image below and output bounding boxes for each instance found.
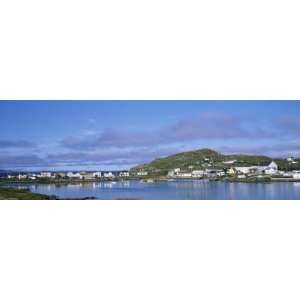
[0,100,300,171]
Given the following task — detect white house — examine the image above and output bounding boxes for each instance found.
[168,168,182,177]
[176,172,192,178]
[223,160,237,164]
[235,166,257,175]
[292,171,300,179]
[93,172,102,178]
[103,172,115,178]
[119,171,129,177]
[67,172,83,179]
[40,172,52,178]
[264,161,278,175]
[191,170,204,177]
[167,170,175,177]
[227,168,236,175]
[205,169,224,177]
[18,174,27,180]
[137,171,148,176]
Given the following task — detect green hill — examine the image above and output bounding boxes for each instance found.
[130,148,298,176]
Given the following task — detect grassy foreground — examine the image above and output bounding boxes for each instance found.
[0,187,56,200]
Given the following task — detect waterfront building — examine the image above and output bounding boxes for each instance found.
[292,171,300,179]
[119,171,129,177]
[191,170,204,177]
[176,172,192,178]
[167,170,175,177]
[227,168,236,175]
[205,169,224,177]
[235,166,257,175]
[40,172,52,178]
[223,160,237,164]
[81,173,94,180]
[103,172,115,178]
[93,172,102,178]
[67,172,83,179]
[264,161,278,175]
[137,171,148,176]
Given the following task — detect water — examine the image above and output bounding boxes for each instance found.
[6,179,300,199]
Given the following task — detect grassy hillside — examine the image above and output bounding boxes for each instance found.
[130,148,299,175]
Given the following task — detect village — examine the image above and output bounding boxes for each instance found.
[3,170,130,181]
[165,159,300,181]
[2,155,300,183]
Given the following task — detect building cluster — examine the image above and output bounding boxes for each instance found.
[6,170,130,180]
[167,161,300,179]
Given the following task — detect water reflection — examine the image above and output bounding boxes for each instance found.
[7,180,300,200]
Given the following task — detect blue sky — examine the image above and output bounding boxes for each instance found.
[0,100,300,171]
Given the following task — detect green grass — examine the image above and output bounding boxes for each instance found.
[0,187,56,200]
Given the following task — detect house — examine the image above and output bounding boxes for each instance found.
[205,169,224,177]
[292,171,300,179]
[235,166,257,175]
[119,171,129,177]
[93,172,102,178]
[191,170,204,177]
[81,173,94,180]
[168,168,181,177]
[40,172,52,178]
[227,168,236,175]
[18,174,27,180]
[223,160,237,164]
[67,172,83,179]
[137,171,148,176]
[56,172,66,178]
[264,161,278,175]
[176,172,192,178]
[103,172,115,178]
[167,170,175,177]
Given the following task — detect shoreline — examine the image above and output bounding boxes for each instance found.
[1,176,300,186]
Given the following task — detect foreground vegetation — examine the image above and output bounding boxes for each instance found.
[0,187,56,200]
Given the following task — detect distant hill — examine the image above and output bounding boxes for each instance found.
[130,148,299,175]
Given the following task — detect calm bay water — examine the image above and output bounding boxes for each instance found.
[8,179,300,200]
